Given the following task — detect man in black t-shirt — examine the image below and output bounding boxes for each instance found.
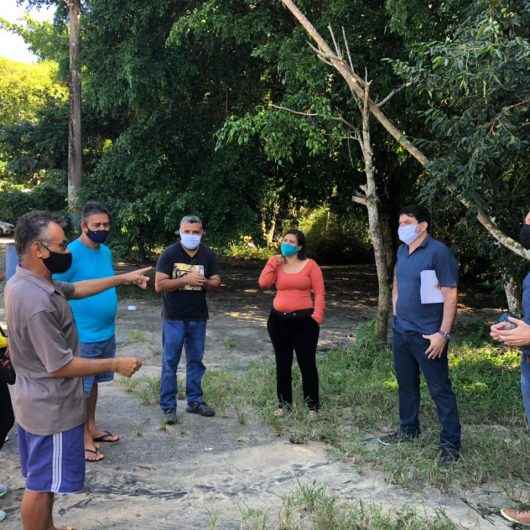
[155,215,221,424]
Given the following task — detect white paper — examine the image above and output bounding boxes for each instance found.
[420,270,444,304]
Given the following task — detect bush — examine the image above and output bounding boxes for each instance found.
[298,206,371,264]
[0,175,66,223]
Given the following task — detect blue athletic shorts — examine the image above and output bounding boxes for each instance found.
[17,423,85,493]
[80,335,116,395]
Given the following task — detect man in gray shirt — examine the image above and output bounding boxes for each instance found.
[5,211,150,530]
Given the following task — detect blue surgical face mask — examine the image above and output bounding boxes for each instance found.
[280,242,299,257]
[398,224,419,245]
[180,232,202,250]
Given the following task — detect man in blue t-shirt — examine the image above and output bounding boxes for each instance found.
[378,205,461,464]
[54,201,118,462]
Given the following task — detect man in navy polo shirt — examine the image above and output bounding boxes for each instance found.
[379,205,461,464]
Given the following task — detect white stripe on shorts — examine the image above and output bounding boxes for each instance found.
[51,432,63,492]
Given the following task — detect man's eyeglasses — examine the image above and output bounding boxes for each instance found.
[39,240,69,252]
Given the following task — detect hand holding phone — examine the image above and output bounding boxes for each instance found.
[491,312,517,343]
[496,312,518,330]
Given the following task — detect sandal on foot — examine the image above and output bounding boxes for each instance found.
[85,448,104,463]
[93,430,120,443]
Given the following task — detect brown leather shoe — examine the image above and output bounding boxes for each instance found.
[501,508,530,526]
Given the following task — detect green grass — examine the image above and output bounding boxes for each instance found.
[128,329,147,342]
[120,373,187,404]
[204,320,530,492]
[236,483,458,530]
[118,375,161,405]
[223,337,238,350]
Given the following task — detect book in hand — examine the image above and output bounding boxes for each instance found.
[420,270,444,304]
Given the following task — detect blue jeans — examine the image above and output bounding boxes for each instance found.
[522,352,530,429]
[160,319,207,412]
[393,329,461,450]
[80,336,116,395]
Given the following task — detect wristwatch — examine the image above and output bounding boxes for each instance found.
[438,330,451,341]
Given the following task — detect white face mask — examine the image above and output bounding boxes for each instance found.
[180,232,202,250]
[398,224,419,245]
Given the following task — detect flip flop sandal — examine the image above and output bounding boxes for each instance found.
[85,448,104,463]
[93,430,120,443]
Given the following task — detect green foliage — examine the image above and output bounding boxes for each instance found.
[224,239,271,261]
[0,15,68,68]
[392,0,530,282]
[0,57,68,197]
[299,206,371,264]
[385,0,474,44]
[0,58,66,126]
[3,0,529,286]
[0,178,66,223]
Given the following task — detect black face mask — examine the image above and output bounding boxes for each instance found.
[87,229,109,244]
[42,249,72,274]
[520,224,530,250]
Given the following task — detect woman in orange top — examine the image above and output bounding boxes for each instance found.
[258,229,325,416]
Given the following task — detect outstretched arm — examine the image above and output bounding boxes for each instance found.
[71,267,152,299]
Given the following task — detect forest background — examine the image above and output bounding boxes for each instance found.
[1,0,529,317]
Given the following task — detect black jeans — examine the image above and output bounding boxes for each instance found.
[0,381,14,450]
[267,310,320,410]
[393,329,461,450]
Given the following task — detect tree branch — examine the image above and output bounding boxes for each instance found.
[377,82,413,107]
[270,104,357,131]
[487,97,530,134]
[352,194,368,206]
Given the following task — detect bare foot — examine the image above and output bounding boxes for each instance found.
[91,430,120,443]
[84,448,104,462]
[85,435,100,452]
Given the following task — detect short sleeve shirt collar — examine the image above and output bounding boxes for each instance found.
[15,266,62,297]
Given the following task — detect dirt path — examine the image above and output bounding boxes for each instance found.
[0,242,513,529]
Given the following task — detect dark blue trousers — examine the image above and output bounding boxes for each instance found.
[393,329,461,450]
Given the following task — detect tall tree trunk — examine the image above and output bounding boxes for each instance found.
[67,0,82,216]
[380,210,394,270]
[359,85,392,342]
[503,274,522,315]
[262,199,280,247]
